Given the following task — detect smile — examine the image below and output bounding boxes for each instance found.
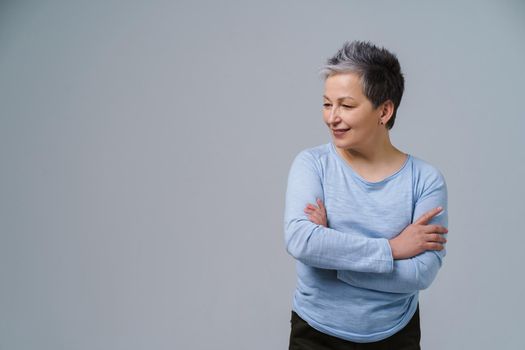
[333,128,350,137]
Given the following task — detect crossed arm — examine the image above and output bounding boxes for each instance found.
[284,150,448,294]
[307,194,448,293]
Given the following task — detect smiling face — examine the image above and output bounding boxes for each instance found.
[323,72,385,152]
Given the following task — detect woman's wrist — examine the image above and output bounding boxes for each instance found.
[388,239,399,259]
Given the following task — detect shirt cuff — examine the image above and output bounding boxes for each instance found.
[379,238,394,273]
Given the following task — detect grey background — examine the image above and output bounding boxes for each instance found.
[1,0,524,349]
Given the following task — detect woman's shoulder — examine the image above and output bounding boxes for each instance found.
[410,155,445,177]
[287,143,331,178]
[296,142,331,157]
[409,154,447,193]
[290,142,331,164]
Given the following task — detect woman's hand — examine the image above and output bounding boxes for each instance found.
[388,207,449,259]
[304,198,328,227]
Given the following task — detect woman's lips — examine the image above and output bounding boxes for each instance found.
[333,128,350,137]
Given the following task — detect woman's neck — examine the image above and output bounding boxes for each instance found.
[338,134,404,167]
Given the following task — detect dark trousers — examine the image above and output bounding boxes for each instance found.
[289,304,421,350]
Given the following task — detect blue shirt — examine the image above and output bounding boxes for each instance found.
[283,141,448,343]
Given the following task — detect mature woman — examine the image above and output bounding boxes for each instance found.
[284,40,449,350]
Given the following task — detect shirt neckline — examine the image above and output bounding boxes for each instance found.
[328,141,411,186]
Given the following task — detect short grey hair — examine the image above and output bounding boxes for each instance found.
[319,40,405,130]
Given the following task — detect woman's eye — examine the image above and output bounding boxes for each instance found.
[342,105,353,109]
[323,103,331,108]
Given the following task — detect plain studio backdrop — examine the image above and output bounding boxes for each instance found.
[1,0,524,349]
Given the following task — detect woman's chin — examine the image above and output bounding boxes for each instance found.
[333,137,351,146]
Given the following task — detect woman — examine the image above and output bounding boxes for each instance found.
[284,41,449,350]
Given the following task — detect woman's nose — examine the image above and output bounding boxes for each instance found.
[328,105,341,123]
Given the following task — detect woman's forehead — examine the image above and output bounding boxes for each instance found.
[324,74,364,99]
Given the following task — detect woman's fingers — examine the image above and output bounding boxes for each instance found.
[316,198,325,211]
[414,206,443,225]
[304,200,327,226]
[307,212,323,224]
[304,206,317,214]
[304,203,322,214]
[426,242,445,251]
[424,224,448,234]
[306,201,322,210]
[427,233,447,244]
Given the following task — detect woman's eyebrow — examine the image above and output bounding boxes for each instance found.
[323,95,356,101]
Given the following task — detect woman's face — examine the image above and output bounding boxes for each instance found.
[323,72,383,151]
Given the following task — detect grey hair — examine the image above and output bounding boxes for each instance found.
[319,40,405,130]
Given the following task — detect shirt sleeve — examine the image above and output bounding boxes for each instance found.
[283,149,394,273]
[336,168,448,293]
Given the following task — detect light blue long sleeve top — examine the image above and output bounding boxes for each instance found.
[283,141,448,343]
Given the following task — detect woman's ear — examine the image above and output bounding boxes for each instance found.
[379,100,395,125]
